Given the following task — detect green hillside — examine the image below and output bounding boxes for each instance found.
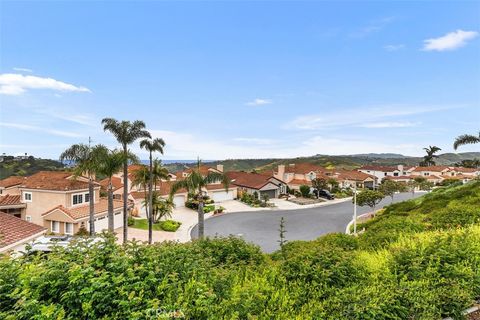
[1,181,479,319]
[0,157,65,179]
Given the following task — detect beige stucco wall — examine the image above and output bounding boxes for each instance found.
[1,186,21,196]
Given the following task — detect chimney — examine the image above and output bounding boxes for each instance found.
[216,164,224,172]
[397,165,404,173]
[277,165,285,179]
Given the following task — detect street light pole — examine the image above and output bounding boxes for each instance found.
[353,184,357,235]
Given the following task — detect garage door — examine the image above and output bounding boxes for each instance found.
[173,195,186,208]
[261,189,277,199]
[88,213,123,232]
[212,191,234,202]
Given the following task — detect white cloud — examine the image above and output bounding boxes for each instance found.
[0,73,91,95]
[422,30,478,51]
[360,121,419,128]
[285,105,460,131]
[233,137,275,145]
[13,67,33,73]
[246,98,272,106]
[383,44,405,51]
[0,122,84,138]
[351,16,395,38]
[144,129,425,159]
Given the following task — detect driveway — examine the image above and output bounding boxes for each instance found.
[192,192,425,253]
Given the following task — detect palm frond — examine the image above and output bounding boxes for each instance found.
[454,133,480,150]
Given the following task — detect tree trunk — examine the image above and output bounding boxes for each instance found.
[108,179,114,232]
[148,152,154,244]
[122,145,128,244]
[198,200,204,239]
[89,177,95,235]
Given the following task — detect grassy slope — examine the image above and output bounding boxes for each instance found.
[357,180,480,248]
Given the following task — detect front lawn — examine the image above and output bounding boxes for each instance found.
[129,218,181,232]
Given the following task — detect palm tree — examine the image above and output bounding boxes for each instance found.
[60,144,107,235]
[454,131,480,150]
[96,149,139,232]
[131,165,150,217]
[101,118,151,243]
[152,159,170,191]
[420,145,442,167]
[142,191,174,223]
[169,160,230,239]
[140,137,165,244]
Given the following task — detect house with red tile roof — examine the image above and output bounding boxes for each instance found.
[0,171,127,235]
[358,165,415,187]
[0,211,46,254]
[226,171,287,199]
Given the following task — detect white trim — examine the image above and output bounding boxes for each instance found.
[51,220,60,233]
[23,191,32,202]
[0,230,46,254]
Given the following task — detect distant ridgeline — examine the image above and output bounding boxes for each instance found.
[161,152,480,173]
[0,156,64,179]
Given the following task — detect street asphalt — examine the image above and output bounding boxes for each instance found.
[191,192,425,253]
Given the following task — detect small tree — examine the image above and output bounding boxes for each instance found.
[299,185,311,198]
[311,178,328,198]
[379,179,402,203]
[355,189,384,217]
[261,193,269,205]
[327,178,339,192]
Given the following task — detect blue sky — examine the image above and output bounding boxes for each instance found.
[1,1,479,160]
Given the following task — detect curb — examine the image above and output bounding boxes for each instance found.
[345,211,374,235]
[443,305,479,320]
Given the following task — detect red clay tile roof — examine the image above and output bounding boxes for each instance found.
[385,175,412,180]
[42,198,126,220]
[0,195,24,207]
[130,181,187,199]
[0,176,25,188]
[454,167,479,173]
[282,163,327,174]
[99,176,123,191]
[336,170,376,181]
[0,212,46,249]
[412,166,449,172]
[226,171,281,189]
[204,183,235,191]
[288,179,312,186]
[359,165,398,172]
[20,171,98,191]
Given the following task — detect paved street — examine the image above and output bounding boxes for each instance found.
[192,192,425,253]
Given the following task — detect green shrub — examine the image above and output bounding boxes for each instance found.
[299,185,311,198]
[159,219,181,232]
[127,216,135,226]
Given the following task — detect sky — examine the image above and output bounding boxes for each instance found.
[0,1,479,160]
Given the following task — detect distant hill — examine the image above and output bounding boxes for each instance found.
[163,152,480,173]
[0,157,65,179]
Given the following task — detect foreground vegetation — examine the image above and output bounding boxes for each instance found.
[1,181,479,319]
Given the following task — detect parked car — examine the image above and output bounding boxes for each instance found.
[316,189,335,200]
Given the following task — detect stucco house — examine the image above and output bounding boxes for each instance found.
[226,171,287,199]
[0,171,127,235]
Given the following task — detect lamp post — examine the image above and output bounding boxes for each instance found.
[353,184,357,235]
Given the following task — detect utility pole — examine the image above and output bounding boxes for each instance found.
[353,184,357,235]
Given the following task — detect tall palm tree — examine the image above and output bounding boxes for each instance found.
[142,191,174,223]
[152,159,170,191]
[169,160,230,239]
[420,145,442,167]
[96,149,139,232]
[131,165,150,217]
[101,118,151,243]
[60,144,107,235]
[454,131,480,150]
[140,137,165,244]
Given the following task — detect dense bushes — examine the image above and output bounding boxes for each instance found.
[1,228,479,319]
[159,219,182,231]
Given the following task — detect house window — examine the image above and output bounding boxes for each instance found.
[384,173,387,176]
[85,193,90,203]
[424,172,429,176]
[51,221,60,233]
[65,222,73,235]
[72,194,83,205]
[23,192,32,202]
[26,215,32,222]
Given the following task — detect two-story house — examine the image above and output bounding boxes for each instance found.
[0,171,127,235]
